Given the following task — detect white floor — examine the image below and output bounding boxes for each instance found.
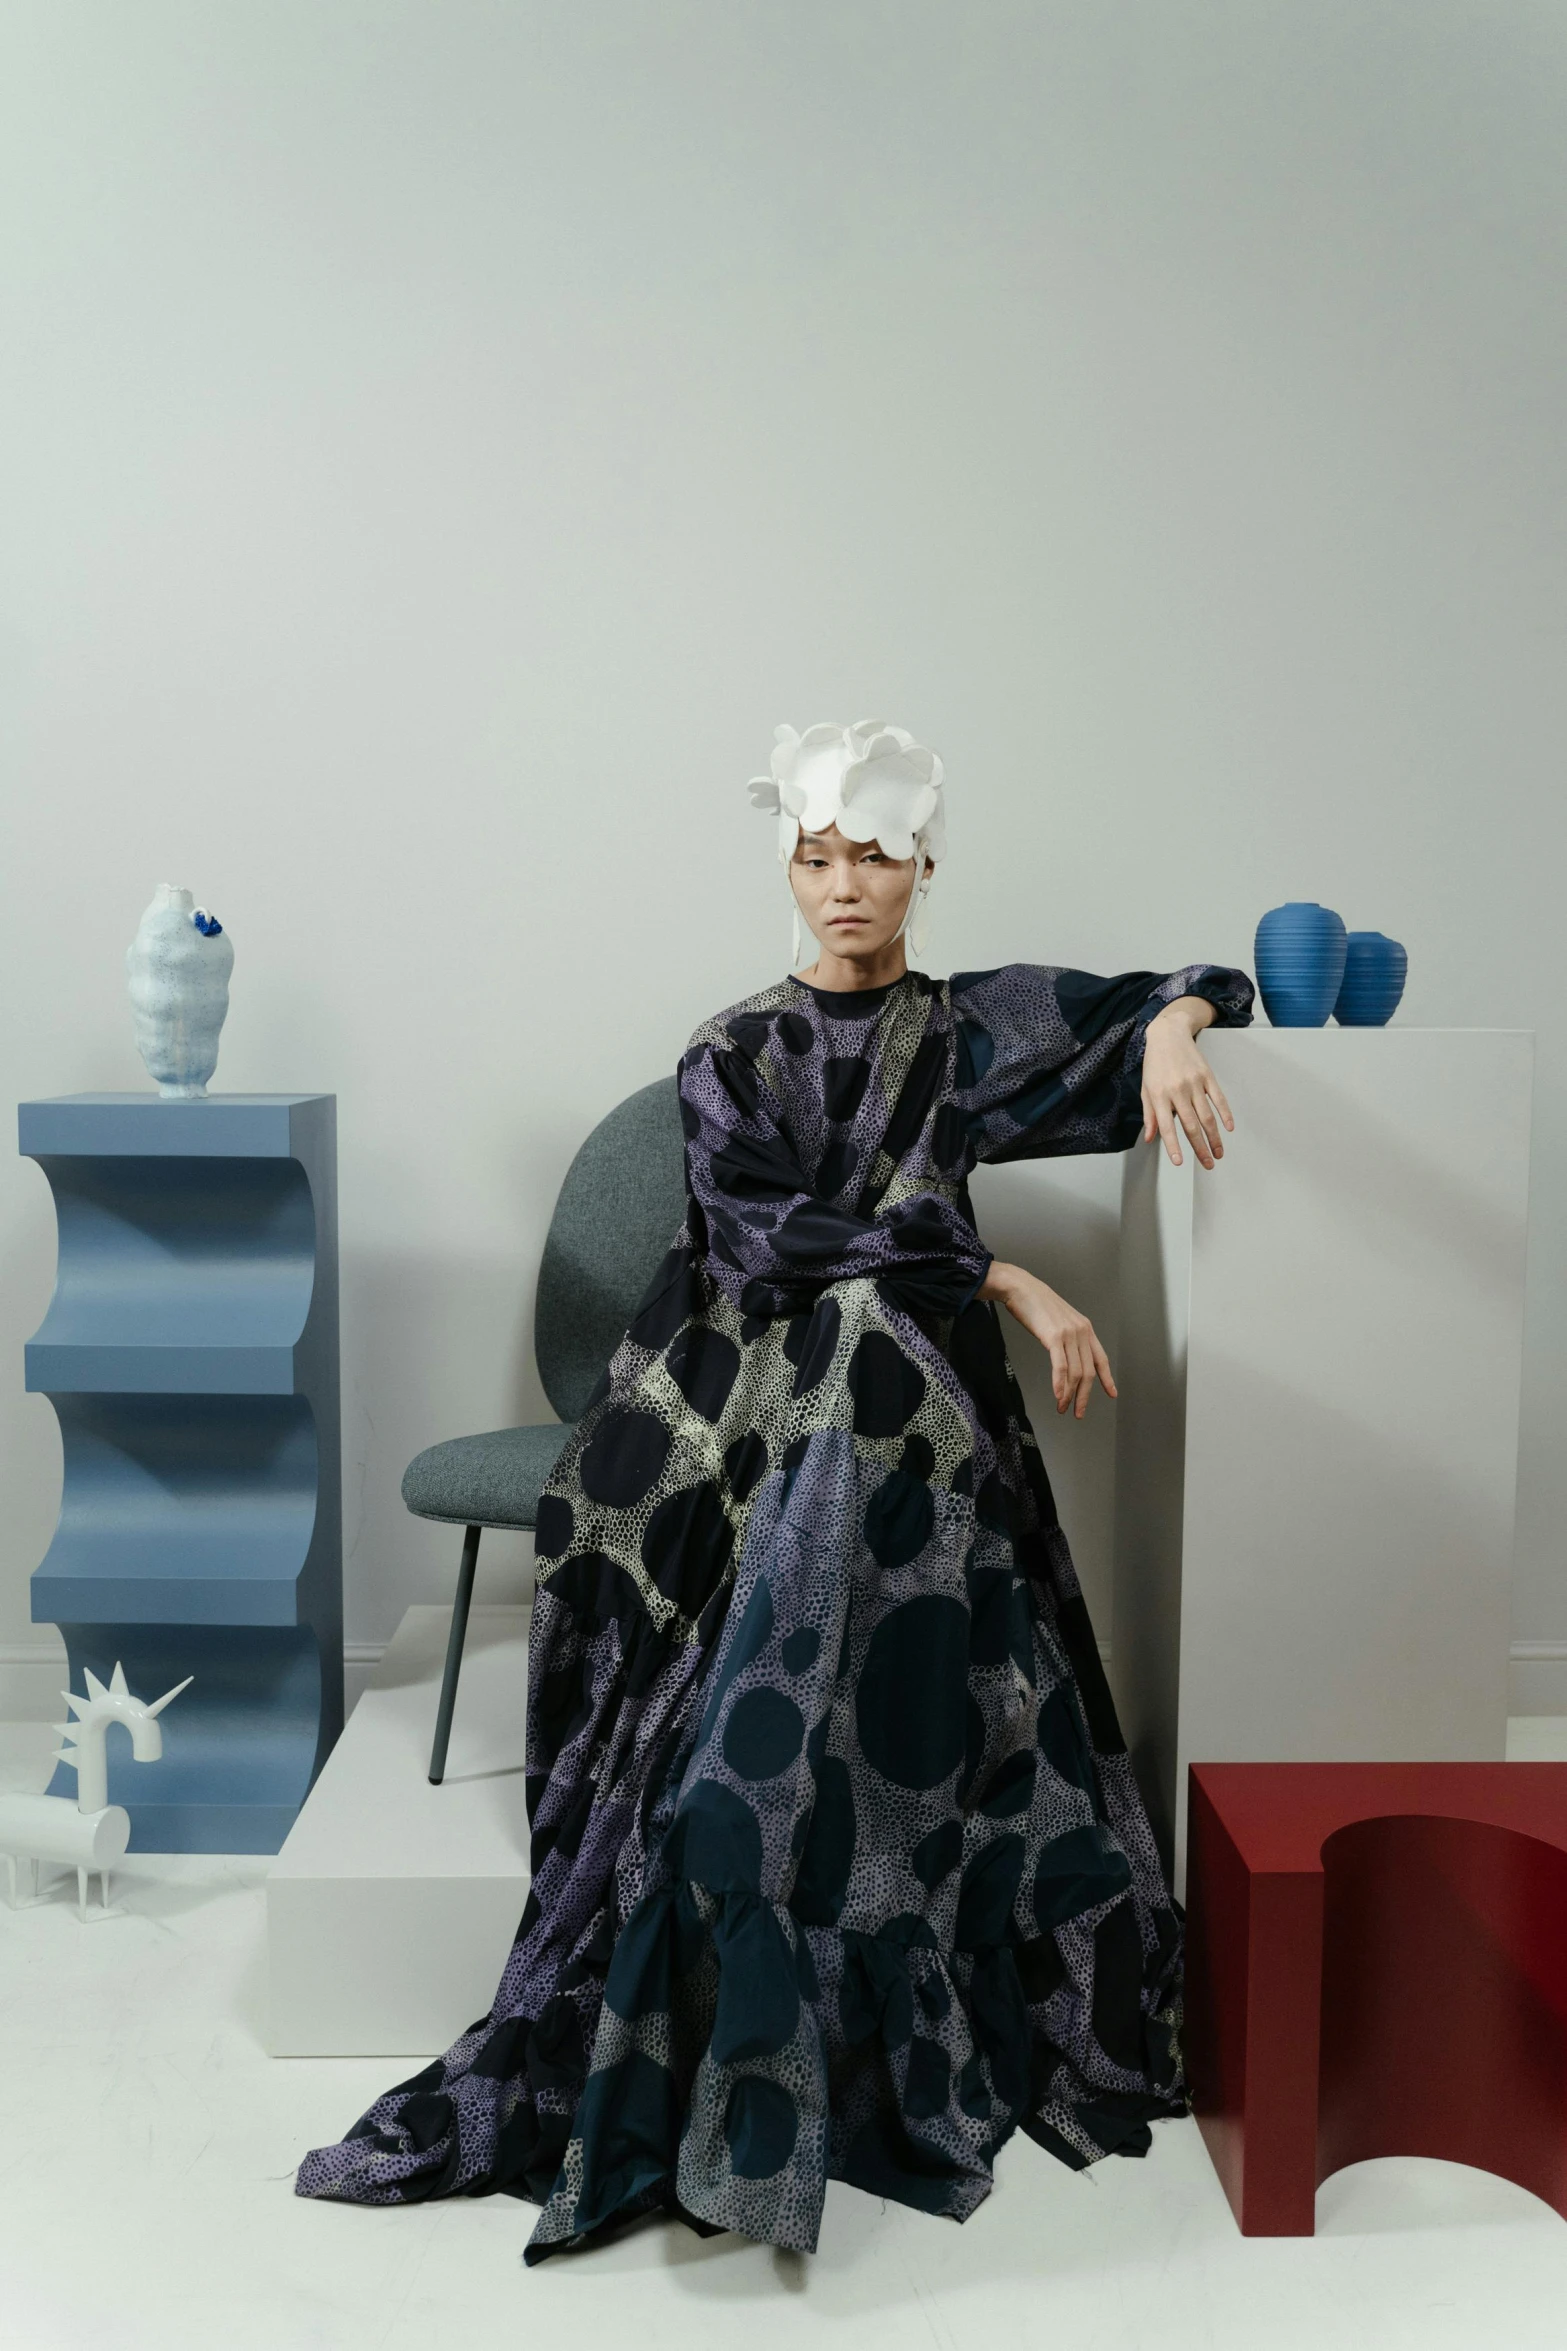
[6,1723,1567,2351]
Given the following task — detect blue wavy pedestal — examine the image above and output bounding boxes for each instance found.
[19,1094,343,1853]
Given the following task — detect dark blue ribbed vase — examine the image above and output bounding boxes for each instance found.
[1334,931,1408,1026]
[1254,902,1349,1026]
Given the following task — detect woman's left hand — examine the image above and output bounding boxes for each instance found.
[1140,998,1234,1170]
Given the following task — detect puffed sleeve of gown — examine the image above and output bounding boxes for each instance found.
[678,1032,994,1322]
[949,960,1255,1164]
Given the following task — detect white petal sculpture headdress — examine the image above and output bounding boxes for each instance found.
[747,720,946,962]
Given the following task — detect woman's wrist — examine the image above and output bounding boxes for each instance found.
[1151,993,1217,1038]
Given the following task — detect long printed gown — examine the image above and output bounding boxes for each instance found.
[297,956,1254,2259]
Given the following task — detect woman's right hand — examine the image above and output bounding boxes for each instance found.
[979,1260,1117,1419]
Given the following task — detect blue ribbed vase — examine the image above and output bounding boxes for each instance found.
[1254,902,1349,1027]
[1333,931,1408,1026]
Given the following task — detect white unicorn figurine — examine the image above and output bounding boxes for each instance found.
[0,1662,192,1920]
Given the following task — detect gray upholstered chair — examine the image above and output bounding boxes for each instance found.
[404,1076,688,1781]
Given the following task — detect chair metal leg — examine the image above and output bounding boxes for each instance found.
[429,1524,482,1784]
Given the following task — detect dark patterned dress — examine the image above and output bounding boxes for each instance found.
[296,957,1254,2260]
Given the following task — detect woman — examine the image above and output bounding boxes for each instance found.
[296,720,1254,2261]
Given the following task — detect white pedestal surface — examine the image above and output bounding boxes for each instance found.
[1110,1028,1533,1897]
[267,1604,530,2056]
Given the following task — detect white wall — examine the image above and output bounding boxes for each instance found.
[2,2,1563,1697]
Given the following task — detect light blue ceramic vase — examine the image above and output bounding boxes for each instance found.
[1334,931,1408,1026]
[1254,902,1348,1027]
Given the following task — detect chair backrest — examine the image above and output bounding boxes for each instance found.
[534,1075,690,1422]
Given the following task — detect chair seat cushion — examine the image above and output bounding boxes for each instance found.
[401,1422,577,1529]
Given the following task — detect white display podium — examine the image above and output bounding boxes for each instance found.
[1110,1028,1533,1897]
[267,1604,530,2056]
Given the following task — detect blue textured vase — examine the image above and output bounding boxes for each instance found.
[1333,931,1408,1026]
[1254,902,1349,1027]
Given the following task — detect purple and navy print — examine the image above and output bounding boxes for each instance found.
[295,957,1255,2259]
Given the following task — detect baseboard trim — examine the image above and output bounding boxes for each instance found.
[1507,1641,1567,1717]
[0,1637,390,1722]
[0,1639,388,1662]
[6,1636,1567,1719]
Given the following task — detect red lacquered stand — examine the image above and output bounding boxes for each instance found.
[1185,1762,1567,2234]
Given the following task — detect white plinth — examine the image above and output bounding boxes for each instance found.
[267,1604,530,2056]
[1110,1028,1533,1897]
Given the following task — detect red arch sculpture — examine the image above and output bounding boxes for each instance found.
[1184,1762,1567,2234]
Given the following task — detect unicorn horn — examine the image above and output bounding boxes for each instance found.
[145,1675,194,1717]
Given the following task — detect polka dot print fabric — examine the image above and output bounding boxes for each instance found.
[295,957,1254,2259]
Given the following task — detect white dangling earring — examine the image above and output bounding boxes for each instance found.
[895,850,931,957]
[791,896,804,968]
[909,871,932,958]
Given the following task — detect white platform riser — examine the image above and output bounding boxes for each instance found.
[1110,1028,1536,1898]
[266,1605,532,2058]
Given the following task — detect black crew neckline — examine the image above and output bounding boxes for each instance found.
[787,971,913,1009]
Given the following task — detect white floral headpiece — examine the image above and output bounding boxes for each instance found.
[747,721,946,865]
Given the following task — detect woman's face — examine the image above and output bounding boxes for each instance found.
[790,823,923,959]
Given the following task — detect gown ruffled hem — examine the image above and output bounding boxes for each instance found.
[523,1865,1188,2261]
